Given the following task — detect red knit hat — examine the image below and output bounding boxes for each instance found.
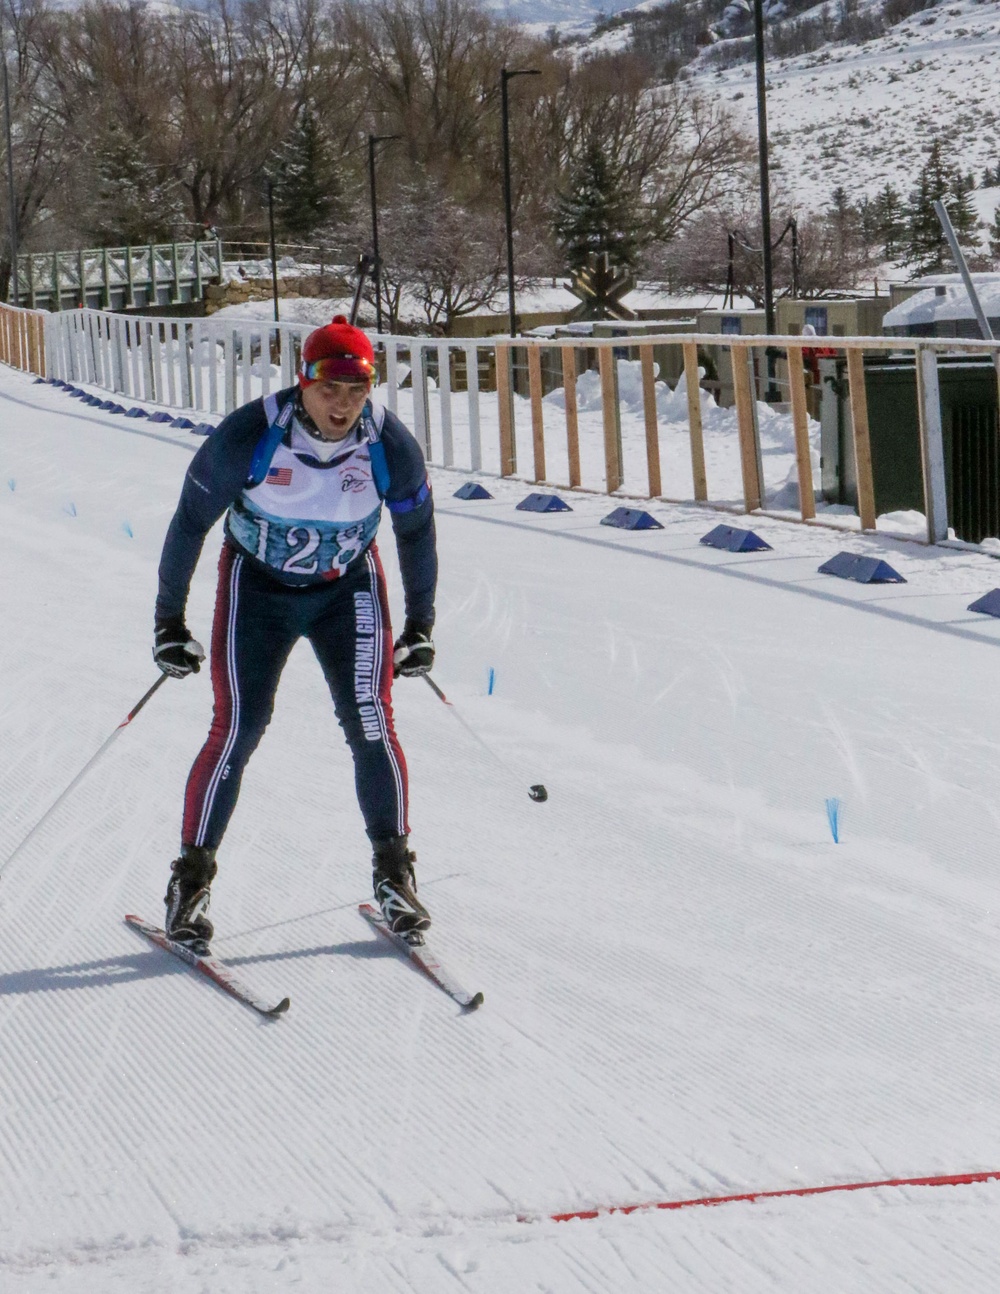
[299,315,375,386]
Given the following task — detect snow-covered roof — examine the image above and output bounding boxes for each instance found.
[882,275,1000,329]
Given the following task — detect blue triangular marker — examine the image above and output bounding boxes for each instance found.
[171,417,196,429]
[191,423,215,436]
[601,507,663,531]
[968,589,1000,617]
[516,492,572,513]
[454,482,493,500]
[700,524,772,553]
[818,552,905,584]
[124,407,148,418]
[148,411,173,423]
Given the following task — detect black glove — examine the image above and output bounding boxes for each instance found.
[393,619,435,678]
[153,616,206,678]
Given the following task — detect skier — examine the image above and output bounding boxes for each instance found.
[152,316,437,950]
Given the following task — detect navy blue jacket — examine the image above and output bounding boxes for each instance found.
[156,387,436,625]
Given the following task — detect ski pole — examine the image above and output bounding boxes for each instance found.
[422,674,548,802]
[0,674,170,885]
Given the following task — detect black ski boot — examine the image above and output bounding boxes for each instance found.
[372,836,431,945]
[164,845,218,952]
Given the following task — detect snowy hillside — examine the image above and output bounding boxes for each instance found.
[690,0,1000,217]
[5,362,1000,1289]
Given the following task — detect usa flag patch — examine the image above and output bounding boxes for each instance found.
[267,466,292,486]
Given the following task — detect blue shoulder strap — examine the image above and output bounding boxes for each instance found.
[363,402,390,499]
[246,393,295,489]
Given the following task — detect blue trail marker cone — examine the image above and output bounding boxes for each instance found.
[700,524,772,553]
[818,552,905,584]
[454,482,493,500]
[601,507,663,530]
[516,492,571,513]
[968,589,1000,618]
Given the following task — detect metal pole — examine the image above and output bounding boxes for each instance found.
[933,198,994,341]
[267,179,279,323]
[1,3,18,307]
[502,70,515,338]
[368,135,381,334]
[501,68,540,339]
[368,134,400,337]
[790,216,799,300]
[752,0,778,398]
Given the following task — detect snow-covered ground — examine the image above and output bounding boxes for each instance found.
[691,0,1000,224]
[5,360,1000,1290]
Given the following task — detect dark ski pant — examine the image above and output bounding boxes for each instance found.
[182,541,408,851]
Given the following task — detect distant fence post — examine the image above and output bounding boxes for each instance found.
[915,344,949,544]
[731,343,762,511]
[845,347,876,531]
[786,344,816,521]
[496,342,516,476]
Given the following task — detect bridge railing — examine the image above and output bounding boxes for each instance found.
[15,241,223,312]
[34,305,1000,546]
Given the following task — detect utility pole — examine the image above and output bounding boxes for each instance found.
[267,179,279,323]
[1,3,19,306]
[368,133,400,335]
[752,0,779,399]
[501,67,540,338]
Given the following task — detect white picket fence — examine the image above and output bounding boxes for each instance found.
[42,307,487,472]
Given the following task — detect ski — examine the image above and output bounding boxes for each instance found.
[358,903,484,1010]
[124,915,290,1019]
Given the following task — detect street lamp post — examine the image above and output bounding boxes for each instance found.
[368,133,400,336]
[751,0,779,399]
[266,179,280,323]
[1,5,19,307]
[501,67,540,338]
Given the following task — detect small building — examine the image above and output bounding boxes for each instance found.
[695,309,767,405]
[882,275,1000,337]
[775,297,890,338]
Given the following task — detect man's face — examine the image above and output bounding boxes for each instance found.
[300,378,371,440]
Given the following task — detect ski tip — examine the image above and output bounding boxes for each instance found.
[464,991,485,1011]
[267,997,291,1018]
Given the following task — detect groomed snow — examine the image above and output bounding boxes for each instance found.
[3,363,1000,1290]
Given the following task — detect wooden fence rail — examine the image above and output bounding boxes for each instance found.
[13,305,1000,547]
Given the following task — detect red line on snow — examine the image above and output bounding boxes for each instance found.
[519,1170,1000,1224]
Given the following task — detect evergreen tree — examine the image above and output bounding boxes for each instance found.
[553,141,640,274]
[868,182,905,260]
[989,206,1000,266]
[86,129,184,246]
[828,185,857,261]
[270,107,339,242]
[904,139,979,274]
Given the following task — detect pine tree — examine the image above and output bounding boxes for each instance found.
[989,206,1000,266]
[553,141,640,275]
[869,182,905,260]
[87,129,184,246]
[270,108,339,242]
[904,140,979,274]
